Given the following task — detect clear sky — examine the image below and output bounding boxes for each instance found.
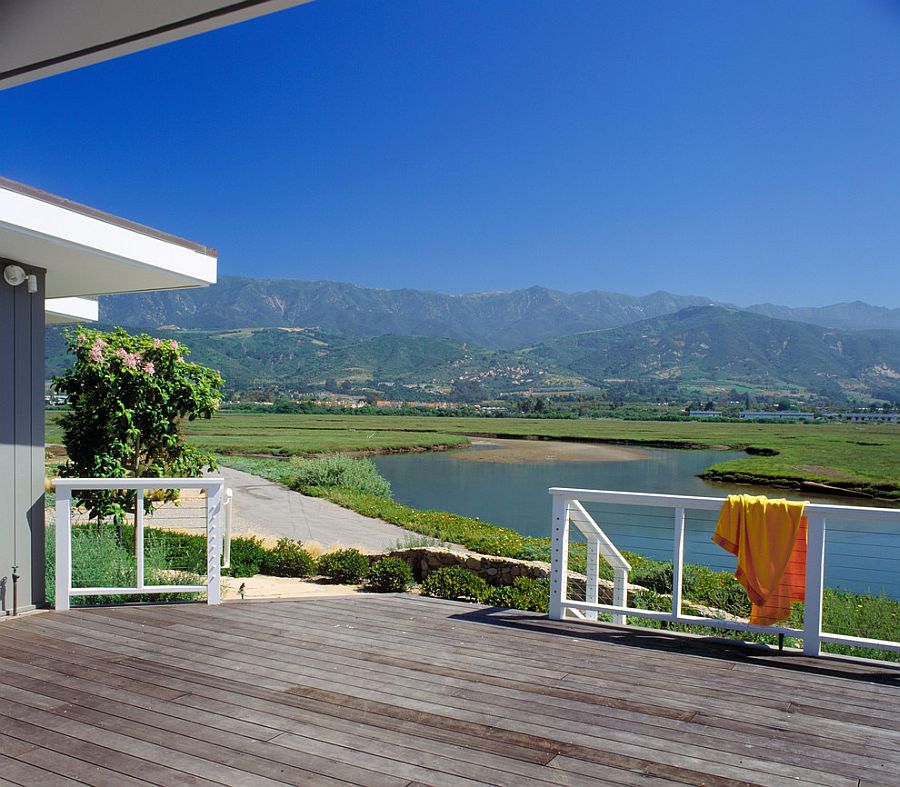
[2,1,899,307]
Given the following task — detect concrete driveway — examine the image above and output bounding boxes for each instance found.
[218,465,415,552]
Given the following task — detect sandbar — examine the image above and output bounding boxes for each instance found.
[450,437,647,464]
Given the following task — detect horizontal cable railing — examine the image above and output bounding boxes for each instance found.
[549,487,900,657]
[53,477,228,611]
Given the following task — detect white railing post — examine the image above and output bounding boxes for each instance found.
[585,536,599,621]
[206,482,222,605]
[612,568,628,626]
[671,506,686,617]
[222,487,233,570]
[54,486,72,612]
[549,494,570,620]
[803,512,827,657]
[135,488,145,591]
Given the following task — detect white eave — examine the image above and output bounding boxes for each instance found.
[0,176,217,299]
[0,0,313,91]
[45,297,100,325]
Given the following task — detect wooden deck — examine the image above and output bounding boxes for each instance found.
[0,595,898,787]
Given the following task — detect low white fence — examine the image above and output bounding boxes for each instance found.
[549,488,900,657]
[53,477,230,611]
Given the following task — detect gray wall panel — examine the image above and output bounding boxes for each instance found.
[1,260,46,614]
[0,275,13,614]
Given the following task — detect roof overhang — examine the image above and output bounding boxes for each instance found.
[0,0,313,91]
[45,297,100,325]
[0,176,217,299]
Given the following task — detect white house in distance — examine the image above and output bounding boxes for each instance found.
[1,0,311,613]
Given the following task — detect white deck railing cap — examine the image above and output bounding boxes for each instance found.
[53,477,223,490]
[549,487,900,521]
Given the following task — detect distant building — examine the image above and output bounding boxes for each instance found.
[375,400,454,410]
[740,411,815,421]
[834,412,899,423]
[688,410,722,418]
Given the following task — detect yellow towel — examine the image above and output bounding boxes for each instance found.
[712,494,807,625]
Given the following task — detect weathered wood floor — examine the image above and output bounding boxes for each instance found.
[0,595,898,787]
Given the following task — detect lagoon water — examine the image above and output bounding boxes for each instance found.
[374,442,900,598]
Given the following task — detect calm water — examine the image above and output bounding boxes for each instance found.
[374,444,900,598]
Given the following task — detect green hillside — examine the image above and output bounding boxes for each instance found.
[526,306,900,399]
[46,306,900,401]
[46,325,573,395]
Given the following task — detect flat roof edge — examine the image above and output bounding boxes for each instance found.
[0,175,217,258]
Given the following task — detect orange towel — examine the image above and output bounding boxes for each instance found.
[712,494,808,625]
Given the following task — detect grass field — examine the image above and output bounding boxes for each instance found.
[46,410,899,499]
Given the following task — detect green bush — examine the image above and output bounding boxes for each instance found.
[287,456,391,498]
[421,567,491,603]
[367,557,414,592]
[261,539,316,578]
[630,560,673,595]
[487,577,550,613]
[225,535,269,578]
[317,548,370,583]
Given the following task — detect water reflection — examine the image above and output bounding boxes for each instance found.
[374,445,900,598]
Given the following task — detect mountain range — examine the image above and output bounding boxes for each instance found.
[98,277,717,349]
[47,277,900,402]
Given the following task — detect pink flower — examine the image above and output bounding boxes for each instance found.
[153,338,162,348]
[76,333,87,347]
[169,340,179,350]
[89,338,106,364]
[143,361,155,376]
[115,348,140,369]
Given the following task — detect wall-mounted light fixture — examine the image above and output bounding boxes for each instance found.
[3,264,26,286]
[3,264,37,294]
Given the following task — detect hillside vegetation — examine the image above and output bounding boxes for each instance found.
[527,305,900,400]
[47,305,900,400]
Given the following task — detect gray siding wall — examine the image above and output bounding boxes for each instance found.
[1,261,46,614]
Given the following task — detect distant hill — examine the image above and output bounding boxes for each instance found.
[46,326,576,395]
[746,301,900,332]
[48,307,900,401]
[98,277,715,349]
[525,306,900,399]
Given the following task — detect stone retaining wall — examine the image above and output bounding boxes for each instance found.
[386,546,630,604]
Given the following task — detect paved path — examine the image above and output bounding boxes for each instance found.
[219,466,414,551]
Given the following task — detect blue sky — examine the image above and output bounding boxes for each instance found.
[2,1,899,307]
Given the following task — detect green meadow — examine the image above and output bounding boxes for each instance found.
[46,410,899,500]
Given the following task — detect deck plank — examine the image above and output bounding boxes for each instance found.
[1,595,898,787]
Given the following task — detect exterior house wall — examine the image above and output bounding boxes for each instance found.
[0,261,46,613]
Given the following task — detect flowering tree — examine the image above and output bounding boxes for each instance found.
[53,327,224,521]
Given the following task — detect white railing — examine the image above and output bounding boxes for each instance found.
[549,488,900,657]
[53,477,227,611]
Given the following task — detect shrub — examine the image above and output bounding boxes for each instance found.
[367,557,414,592]
[287,456,391,498]
[630,561,673,595]
[225,535,269,578]
[261,539,316,578]
[421,567,491,603]
[53,327,222,523]
[317,548,370,583]
[682,564,750,616]
[487,577,550,613]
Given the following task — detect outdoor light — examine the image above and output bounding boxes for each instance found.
[2,264,38,294]
[3,264,26,287]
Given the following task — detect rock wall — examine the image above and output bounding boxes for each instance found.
[386,546,630,604]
